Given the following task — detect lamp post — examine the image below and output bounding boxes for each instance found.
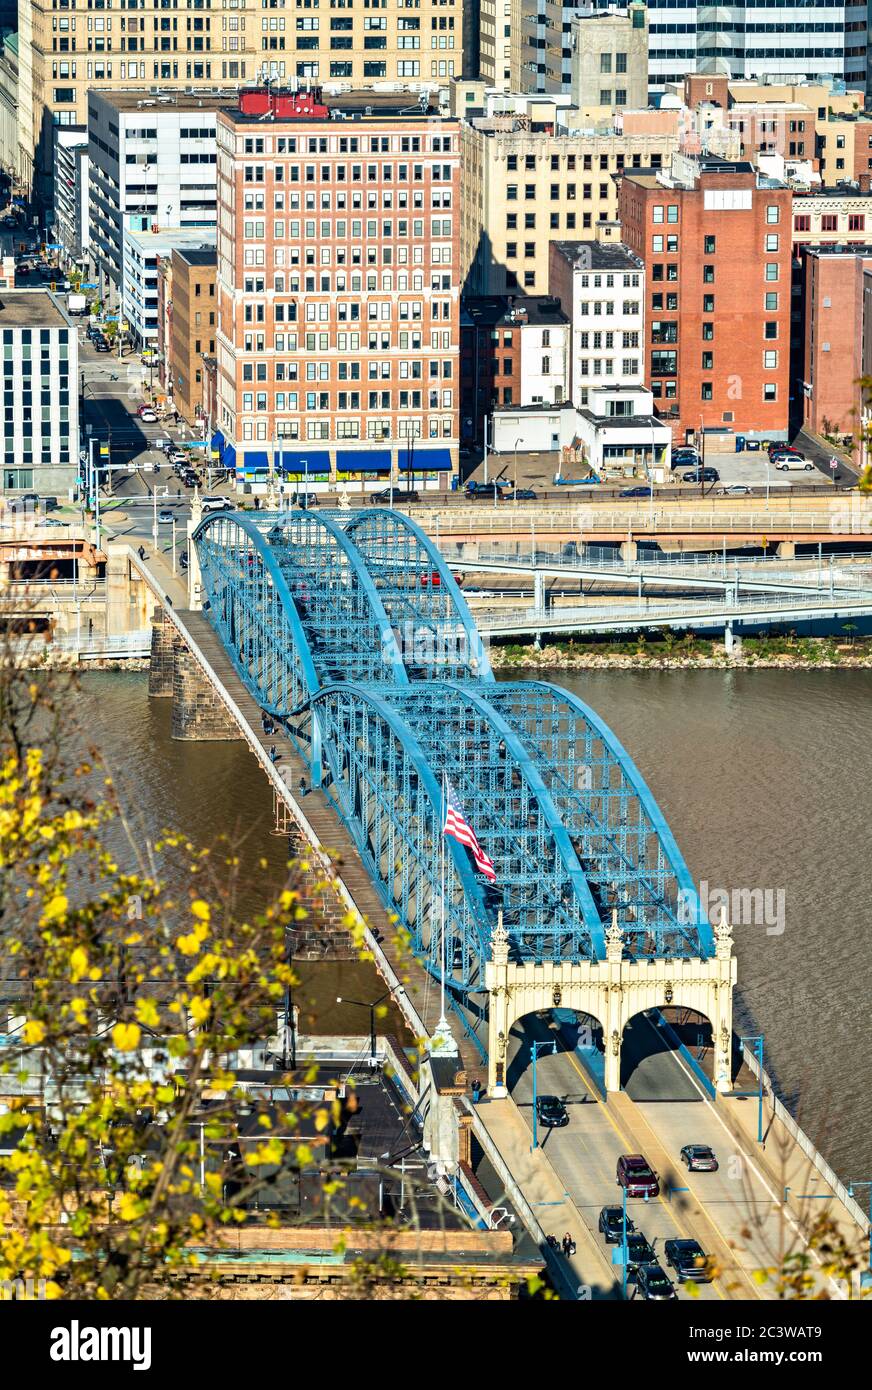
[513,437,522,499]
[740,1033,765,1143]
[336,989,391,1066]
[152,483,170,550]
[530,1038,556,1151]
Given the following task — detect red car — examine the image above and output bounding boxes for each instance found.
[617,1153,660,1198]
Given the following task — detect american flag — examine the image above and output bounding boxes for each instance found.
[442,779,496,882]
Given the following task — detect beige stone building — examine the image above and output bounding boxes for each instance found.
[19,0,465,203]
[460,99,679,296]
[479,0,522,91]
[569,2,647,113]
[792,188,872,247]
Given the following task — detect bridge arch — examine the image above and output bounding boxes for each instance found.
[311,681,494,991]
[484,681,714,960]
[343,508,493,680]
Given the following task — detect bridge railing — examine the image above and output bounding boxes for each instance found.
[474,590,872,633]
[420,504,872,539]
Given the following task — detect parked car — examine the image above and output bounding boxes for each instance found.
[664,1237,715,1284]
[617,1153,660,1198]
[467,482,508,500]
[672,447,699,468]
[290,491,318,508]
[535,1095,569,1129]
[680,1144,719,1172]
[201,496,235,514]
[419,571,443,589]
[681,467,720,484]
[598,1206,636,1244]
[94,336,110,353]
[137,406,157,423]
[773,454,814,471]
[633,1263,677,1301]
[620,485,653,498]
[717,484,752,496]
[466,478,510,495]
[370,488,420,505]
[157,509,174,524]
[767,441,798,458]
[510,488,538,500]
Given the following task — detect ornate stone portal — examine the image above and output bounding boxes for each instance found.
[484,908,736,1098]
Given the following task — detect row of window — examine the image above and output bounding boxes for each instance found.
[238,417,454,441]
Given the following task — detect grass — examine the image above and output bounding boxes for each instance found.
[489,633,872,664]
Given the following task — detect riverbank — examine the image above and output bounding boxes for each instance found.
[489,634,872,670]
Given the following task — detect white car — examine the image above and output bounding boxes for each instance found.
[201,496,235,514]
[773,455,814,471]
[138,408,157,423]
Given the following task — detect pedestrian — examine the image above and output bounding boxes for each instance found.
[138,545,146,560]
[268,745,277,763]
[562,1232,574,1258]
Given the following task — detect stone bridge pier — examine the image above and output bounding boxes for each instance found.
[147,608,242,742]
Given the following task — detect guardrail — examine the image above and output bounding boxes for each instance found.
[475,591,872,635]
[0,579,108,599]
[11,629,152,659]
[422,506,872,538]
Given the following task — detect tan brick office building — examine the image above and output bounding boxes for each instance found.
[619,155,793,444]
[214,88,460,490]
[167,246,217,428]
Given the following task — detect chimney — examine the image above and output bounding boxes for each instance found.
[860,173,872,194]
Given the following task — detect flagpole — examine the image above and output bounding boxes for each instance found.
[440,770,447,1027]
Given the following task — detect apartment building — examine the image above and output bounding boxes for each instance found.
[123,227,217,347]
[88,90,222,309]
[460,98,679,295]
[167,246,217,427]
[214,88,461,489]
[460,294,569,441]
[0,291,78,498]
[569,4,648,112]
[53,127,90,271]
[18,0,466,204]
[479,0,521,90]
[801,243,872,442]
[548,239,644,406]
[619,154,793,442]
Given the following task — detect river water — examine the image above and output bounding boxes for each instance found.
[72,669,871,1180]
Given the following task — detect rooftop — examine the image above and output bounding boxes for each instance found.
[221,89,449,125]
[462,294,569,328]
[0,291,69,328]
[90,88,230,116]
[173,246,217,270]
[803,243,872,259]
[551,239,644,271]
[125,228,217,259]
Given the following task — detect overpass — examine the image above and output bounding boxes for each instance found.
[125,501,868,1299]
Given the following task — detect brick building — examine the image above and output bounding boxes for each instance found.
[214,88,461,492]
[619,154,793,443]
[460,294,569,443]
[167,247,217,429]
[800,245,872,444]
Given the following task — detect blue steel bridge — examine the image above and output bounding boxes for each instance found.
[194,507,715,1019]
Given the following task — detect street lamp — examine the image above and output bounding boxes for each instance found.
[530,1037,557,1151]
[513,437,523,499]
[151,483,170,549]
[740,1033,765,1143]
[336,989,391,1066]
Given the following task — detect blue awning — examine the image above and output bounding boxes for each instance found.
[223,442,236,472]
[335,449,391,473]
[241,450,270,475]
[278,449,330,476]
[211,430,225,453]
[398,446,452,471]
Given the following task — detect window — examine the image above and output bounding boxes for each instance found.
[765,234,779,251]
[821,214,838,232]
[849,214,866,232]
[703,295,714,312]
[763,383,777,402]
[703,265,714,283]
[701,351,713,370]
[702,322,714,341]
[701,382,713,401]
[704,234,716,254]
[794,214,811,232]
[766,205,780,224]
[763,350,778,369]
[764,322,778,340]
[652,205,664,224]
[764,292,778,311]
[765,263,779,281]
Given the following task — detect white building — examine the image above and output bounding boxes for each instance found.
[88,90,220,308]
[122,226,216,347]
[0,291,79,498]
[53,127,90,272]
[492,383,671,476]
[548,239,645,408]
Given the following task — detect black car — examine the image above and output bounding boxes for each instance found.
[672,448,699,468]
[467,482,508,500]
[664,1238,714,1284]
[680,1144,719,1172]
[634,1262,677,1301]
[511,488,538,500]
[620,485,652,498]
[598,1205,636,1244]
[94,337,110,353]
[535,1095,569,1128]
[681,466,720,484]
[370,488,420,505]
[625,1233,656,1273]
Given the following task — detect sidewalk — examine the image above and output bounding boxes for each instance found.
[474,1096,619,1300]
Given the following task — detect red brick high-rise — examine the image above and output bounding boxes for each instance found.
[214,88,461,493]
[619,156,793,444]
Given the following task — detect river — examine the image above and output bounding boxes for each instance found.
[70,668,871,1180]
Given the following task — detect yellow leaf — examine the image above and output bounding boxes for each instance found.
[190,899,211,922]
[69,947,88,983]
[135,998,160,1029]
[112,1022,142,1052]
[41,894,68,924]
[118,1193,145,1222]
[22,1020,46,1045]
[189,996,211,1025]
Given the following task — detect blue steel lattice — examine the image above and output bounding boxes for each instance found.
[194,508,714,998]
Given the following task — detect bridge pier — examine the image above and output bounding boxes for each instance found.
[147,609,175,697]
[171,639,244,741]
[620,539,638,566]
[776,541,796,560]
[724,622,743,657]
